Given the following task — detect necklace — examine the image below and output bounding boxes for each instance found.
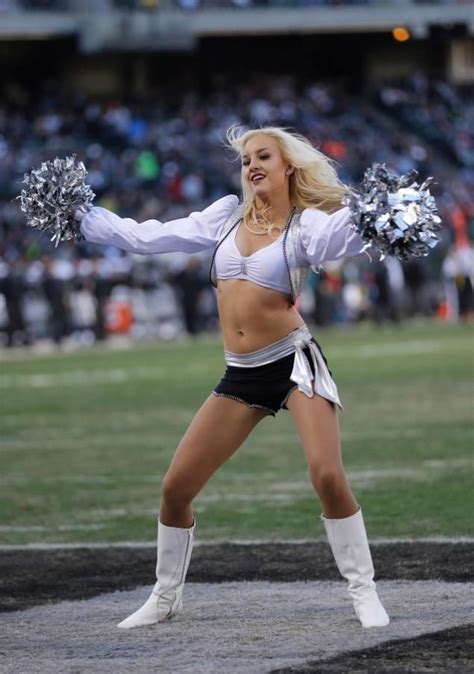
[243,207,295,239]
[243,220,281,237]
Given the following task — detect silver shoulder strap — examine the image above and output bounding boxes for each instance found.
[208,203,245,287]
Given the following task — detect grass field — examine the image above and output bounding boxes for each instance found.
[1,320,472,546]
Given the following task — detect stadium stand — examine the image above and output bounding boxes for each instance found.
[0,0,472,345]
[0,1,472,52]
[0,73,471,345]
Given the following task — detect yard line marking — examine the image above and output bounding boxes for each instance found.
[0,366,167,388]
[0,458,471,487]
[342,428,424,440]
[329,339,452,358]
[0,537,473,550]
[0,524,106,533]
[0,362,212,389]
[1,407,196,423]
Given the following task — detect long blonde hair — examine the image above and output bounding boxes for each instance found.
[225,125,350,230]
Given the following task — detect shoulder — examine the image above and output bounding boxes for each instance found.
[299,205,350,230]
[202,194,240,216]
[191,195,240,234]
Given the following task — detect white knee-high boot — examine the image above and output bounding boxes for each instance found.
[117,518,195,629]
[321,507,389,628]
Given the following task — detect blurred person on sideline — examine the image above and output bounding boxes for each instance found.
[169,257,208,336]
[403,258,427,317]
[74,126,390,631]
[0,256,29,347]
[442,244,474,323]
[370,257,404,325]
[42,255,73,345]
[312,266,340,327]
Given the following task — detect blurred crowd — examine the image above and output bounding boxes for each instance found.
[0,74,472,348]
[1,0,464,10]
[116,0,373,8]
[378,73,473,170]
[0,0,376,10]
[113,0,465,8]
[0,1,68,9]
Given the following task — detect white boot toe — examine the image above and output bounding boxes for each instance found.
[117,592,171,629]
[355,594,390,628]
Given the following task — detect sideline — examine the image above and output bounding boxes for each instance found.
[1,536,473,551]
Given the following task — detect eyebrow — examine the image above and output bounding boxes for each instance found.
[241,147,271,158]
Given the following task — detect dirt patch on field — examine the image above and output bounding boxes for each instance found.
[272,624,474,673]
[0,542,472,613]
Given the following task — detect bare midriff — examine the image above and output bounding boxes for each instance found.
[216,278,305,353]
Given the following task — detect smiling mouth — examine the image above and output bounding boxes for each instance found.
[251,175,266,184]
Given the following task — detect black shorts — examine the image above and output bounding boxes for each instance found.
[212,337,333,417]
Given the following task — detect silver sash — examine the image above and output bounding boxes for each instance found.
[224,325,343,411]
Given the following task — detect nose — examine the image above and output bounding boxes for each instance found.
[249,156,260,171]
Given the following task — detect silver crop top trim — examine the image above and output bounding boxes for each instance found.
[213,223,292,296]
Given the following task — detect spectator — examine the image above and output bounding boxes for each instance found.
[0,74,470,346]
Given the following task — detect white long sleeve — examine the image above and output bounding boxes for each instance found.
[78,194,239,255]
[298,206,371,265]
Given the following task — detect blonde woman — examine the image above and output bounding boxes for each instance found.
[76,126,390,630]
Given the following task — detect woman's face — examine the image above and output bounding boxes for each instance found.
[241,133,291,199]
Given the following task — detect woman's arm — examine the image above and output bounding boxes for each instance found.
[77,194,239,255]
[299,206,371,265]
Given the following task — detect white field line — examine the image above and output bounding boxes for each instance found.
[1,457,471,488]
[0,537,473,551]
[0,338,466,389]
[0,362,213,389]
[344,428,424,440]
[1,458,471,533]
[0,524,105,533]
[0,366,166,388]
[329,339,447,358]
[5,425,470,455]
[1,407,196,424]
[0,333,221,362]
[0,426,428,454]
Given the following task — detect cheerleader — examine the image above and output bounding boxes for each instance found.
[71,126,391,630]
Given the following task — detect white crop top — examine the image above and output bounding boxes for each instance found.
[214,224,292,295]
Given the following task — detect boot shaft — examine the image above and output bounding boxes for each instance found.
[155,519,196,592]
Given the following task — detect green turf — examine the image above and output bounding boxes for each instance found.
[1,320,473,544]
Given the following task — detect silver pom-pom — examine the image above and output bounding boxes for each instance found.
[19,156,95,248]
[342,162,442,260]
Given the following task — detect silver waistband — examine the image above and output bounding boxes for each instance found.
[224,325,343,411]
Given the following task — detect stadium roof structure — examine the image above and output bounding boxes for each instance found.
[0,1,472,52]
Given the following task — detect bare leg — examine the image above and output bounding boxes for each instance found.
[285,388,357,517]
[286,388,389,628]
[117,394,268,629]
[160,394,269,527]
